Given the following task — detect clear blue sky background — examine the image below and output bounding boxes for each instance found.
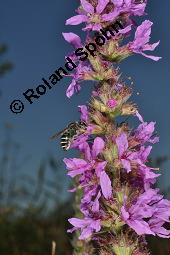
[0,0,170,191]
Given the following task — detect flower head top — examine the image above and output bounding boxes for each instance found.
[66,0,110,31]
[66,0,147,31]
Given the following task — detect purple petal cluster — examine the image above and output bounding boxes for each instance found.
[66,63,92,98]
[121,189,170,238]
[116,116,160,188]
[64,137,112,239]
[66,0,147,31]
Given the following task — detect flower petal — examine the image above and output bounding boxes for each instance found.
[112,0,123,8]
[134,20,153,47]
[121,206,130,221]
[102,10,120,22]
[62,32,82,48]
[141,52,162,61]
[116,133,128,157]
[79,105,88,122]
[95,161,107,177]
[66,15,88,25]
[143,41,160,51]
[79,227,92,240]
[64,158,89,177]
[66,79,81,98]
[128,219,155,235]
[121,159,131,173]
[136,111,144,123]
[100,171,112,199]
[68,218,87,228]
[92,137,105,158]
[80,0,94,14]
[92,192,101,212]
[96,0,109,14]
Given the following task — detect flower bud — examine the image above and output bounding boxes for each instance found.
[100,41,132,63]
[121,103,137,116]
[111,237,136,255]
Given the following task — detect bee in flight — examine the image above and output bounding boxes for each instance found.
[50,121,87,150]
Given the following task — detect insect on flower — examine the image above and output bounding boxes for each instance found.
[50,121,87,150]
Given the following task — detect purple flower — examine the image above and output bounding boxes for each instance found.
[121,189,170,237]
[64,137,112,200]
[63,158,89,178]
[139,165,161,190]
[66,0,145,32]
[79,105,89,123]
[68,192,102,240]
[70,133,89,150]
[148,218,170,238]
[66,0,111,31]
[116,132,131,173]
[63,32,93,98]
[131,145,152,163]
[66,62,92,98]
[100,171,112,199]
[103,0,146,22]
[133,121,159,144]
[129,20,161,61]
[116,132,154,173]
[68,216,101,240]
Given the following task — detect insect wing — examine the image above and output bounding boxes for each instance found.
[50,129,67,140]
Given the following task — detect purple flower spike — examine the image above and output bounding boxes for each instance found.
[61,0,169,250]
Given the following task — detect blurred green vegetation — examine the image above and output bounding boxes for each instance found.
[0,44,13,78]
[0,124,74,255]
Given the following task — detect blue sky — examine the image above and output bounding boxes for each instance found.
[0,0,170,191]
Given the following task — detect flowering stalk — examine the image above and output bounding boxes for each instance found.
[62,1,170,255]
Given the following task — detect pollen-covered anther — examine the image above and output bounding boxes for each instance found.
[90,14,101,23]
